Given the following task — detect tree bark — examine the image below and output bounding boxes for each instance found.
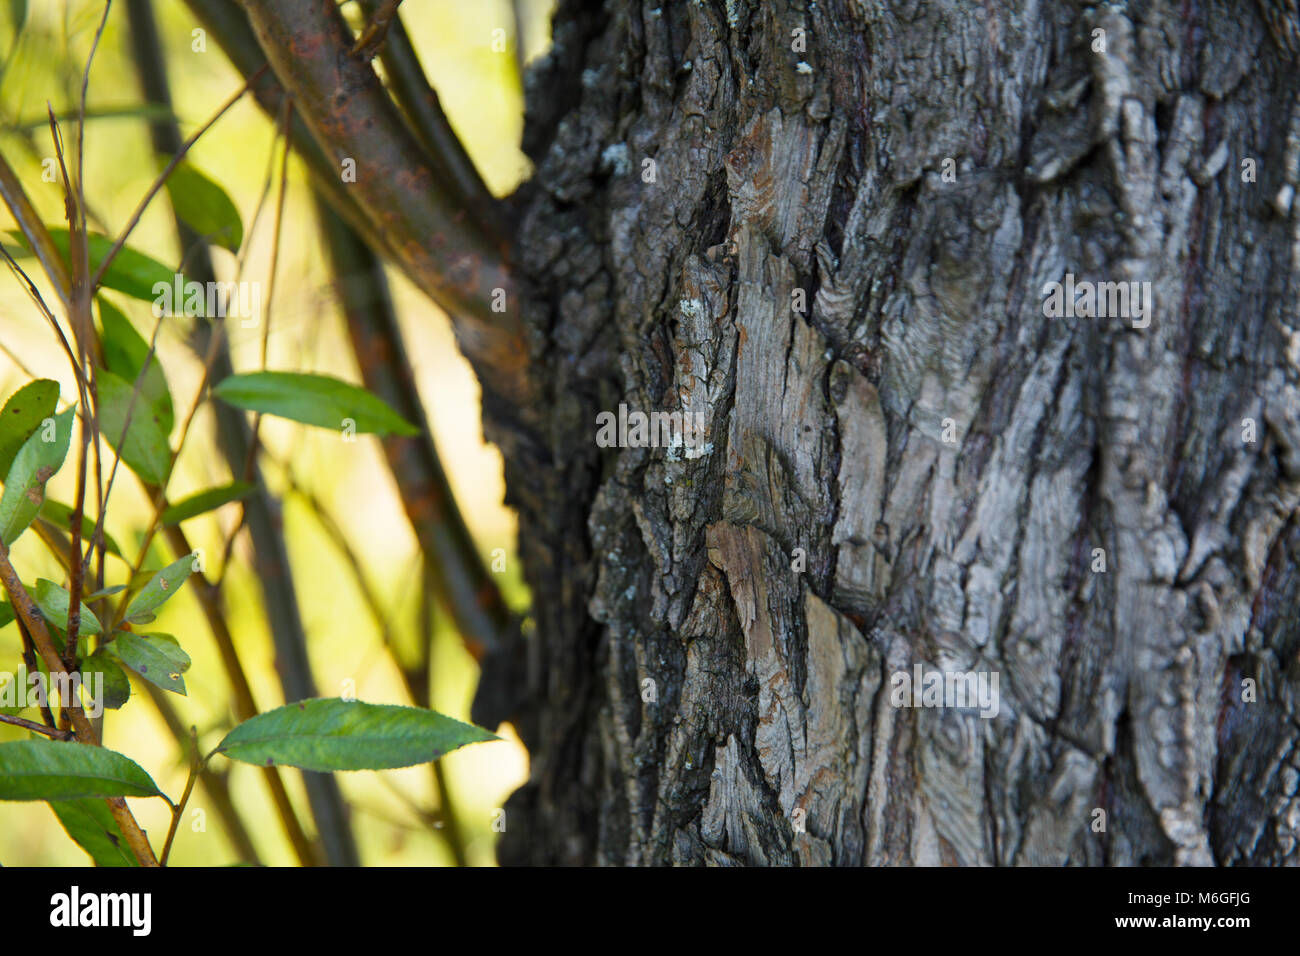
[483,0,1300,865]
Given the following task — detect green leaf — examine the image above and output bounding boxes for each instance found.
[161,481,254,526]
[0,739,160,800]
[38,499,123,558]
[73,232,176,304]
[98,298,173,433]
[97,369,172,486]
[112,632,190,696]
[33,579,102,636]
[0,379,59,479]
[0,665,27,715]
[82,649,131,710]
[49,798,139,867]
[84,585,126,601]
[6,229,182,304]
[164,161,244,254]
[214,698,497,772]
[0,601,12,629]
[213,372,419,437]
[0,405,75,545]
[123,554,193,625]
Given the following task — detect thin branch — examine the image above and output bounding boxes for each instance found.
[138,682,261,864]
[234,92,295,514]
[183,0,400,268]
[49,101,98,677]
[76,3,114,232]
[358,0,503,240]
[111,318,227,631]
[90,68,262,291]
[84,307,164,573]
[351,0,402,59]
[235,0,533,409]
[160,524,319,867]
[259,94,293,370]
[130,0,357,866]
[15,621,57,730]
[0,242,79,380]
[160,727,201,865]
[0,541,159,866]
[0,152,72,307]
[0,713,74,739]
[315,198,517,663]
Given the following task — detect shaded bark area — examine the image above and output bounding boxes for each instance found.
[486,0,1300,865]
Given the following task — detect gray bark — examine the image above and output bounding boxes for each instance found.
[481,0,1300,865]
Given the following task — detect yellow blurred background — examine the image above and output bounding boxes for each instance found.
[0,0,552,865]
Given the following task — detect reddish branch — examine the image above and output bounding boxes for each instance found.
[356,0,503,239]
[317,199,517,662]
[235,0,533,408]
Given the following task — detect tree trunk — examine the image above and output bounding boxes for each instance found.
[482,0,1300,865]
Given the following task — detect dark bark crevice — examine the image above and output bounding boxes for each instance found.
[485,0,1300,865]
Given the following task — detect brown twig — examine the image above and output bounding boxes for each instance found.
[0,153,72,307]
[235,0,532,409]
[315,200,518,664]
[160,727,201,865]
[90,69,263,292]
[125,0,345,866]
[358,0,503,241]
[351,0,402,59]
[0,713,74,739]
[0,541,159,866]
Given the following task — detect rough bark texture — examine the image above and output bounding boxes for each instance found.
[483,0,1300,865]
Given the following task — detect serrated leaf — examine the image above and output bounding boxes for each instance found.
[112,632,189,696]
[123,554,193,624]
[0,379,59,479]
[0,739,160,800]
[213,372,419,437]
[214,698,497,771]
[161,481,254,526]
[49,798,139,867]
[164,161,244,254]
[33,579,102,636]
[98,298,173,433]
[38,499,123,558]
[0,405,75,545]
[82,649,131,710]
[97,369,171,486]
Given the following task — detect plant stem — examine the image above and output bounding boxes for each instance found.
[160,729,201,865]
[140,681,262,865]
[90,69,263,291]
[126,0,358,866]
[0,714,73,739]
[0,542,159,867]
[160,523,320,867]
[235,0,534,409]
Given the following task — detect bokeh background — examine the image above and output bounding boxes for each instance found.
[0,0,553,865]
